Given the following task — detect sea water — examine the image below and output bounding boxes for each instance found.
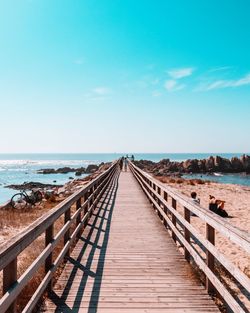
[0,153,249,203]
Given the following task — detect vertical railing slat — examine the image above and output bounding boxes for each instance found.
[45,224,54,291]
[171,198,177,242]
[64,207,71,258]
[206,224,216,294]
[3,258,17,313]
[184,207,191,262]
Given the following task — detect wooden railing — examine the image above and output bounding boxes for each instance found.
[0,161,119,313]
[129,161,250,313]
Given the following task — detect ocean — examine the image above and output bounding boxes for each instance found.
[0,153,249,203]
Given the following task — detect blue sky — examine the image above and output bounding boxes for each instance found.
[0,0,249,153]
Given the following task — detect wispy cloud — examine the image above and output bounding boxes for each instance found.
[73,57,85,65]
[167,67,194,79]
[207,66,234,73]
[196,73,250,91]
[164,80,185,92]
[92,87,112,95]
[152,90,162,97]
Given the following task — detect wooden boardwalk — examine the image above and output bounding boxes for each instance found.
[43,169,220,313]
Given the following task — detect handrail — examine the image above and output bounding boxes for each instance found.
[0,161,119,313]
[129,161,250,313]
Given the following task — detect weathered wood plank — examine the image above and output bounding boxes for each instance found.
[43,169,220,313]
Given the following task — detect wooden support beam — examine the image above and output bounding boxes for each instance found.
[206,224,216,294]
[171,198,177,242]
[64,208,71,258]
[3,258,17,313]
[184,207,191,262]
[76,198,82,238]
[45,224,54,292]
[163,192,168,229]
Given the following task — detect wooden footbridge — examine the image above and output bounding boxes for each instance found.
[0,161,250,313]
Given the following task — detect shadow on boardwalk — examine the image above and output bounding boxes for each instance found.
[45,172,119,313]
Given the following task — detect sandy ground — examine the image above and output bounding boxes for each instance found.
[164,180,250,270]
[158,178,250,309]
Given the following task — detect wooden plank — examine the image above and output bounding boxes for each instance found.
[45,224,54,291]
[43,169,220,313]
[3,258,17,313]
[206,224,215,294]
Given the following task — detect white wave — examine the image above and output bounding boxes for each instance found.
[0,159,101,167]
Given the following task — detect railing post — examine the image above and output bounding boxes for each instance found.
[89,187,95,216]
[156,186,163,220]
[163,191,168,228]
[184,207,191,262]
[157,186,161,196]
[45,224,54,291]
[206,224,215,294]
[64,207,71,258]
[171,198,177,242]
[76,198,82,238]
[3,258,17,313]
[84,192,89,228]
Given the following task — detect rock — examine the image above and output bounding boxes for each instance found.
[69,177,74,180]
[214,156,232,172]
[183,159,200,173]
[37,167,86,175]
[85,164,99,173]
[241,154,250,173]
[205,156,215,172]
[5,182,62,190]
[134,154,250,175]
[231,157,244,172]
[75,171,82,176]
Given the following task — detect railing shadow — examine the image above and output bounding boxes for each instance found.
[47,171,119,313]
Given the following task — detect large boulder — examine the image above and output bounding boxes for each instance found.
[85,164,99,173]
[231,157,244,172]
[214,156,232,172]
[240,154,250,173]
[182,159,200,173]
[205,156,215,172]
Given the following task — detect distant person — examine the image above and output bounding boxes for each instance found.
[191,192,200,205]
[209,195,218,213]
[190,192,200,216]
[209,195,228,217]
[131,155,135,161]
[124,157,128,172]
[119,158,123,171]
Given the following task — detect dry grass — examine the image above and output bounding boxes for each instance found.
[0,196,75,312]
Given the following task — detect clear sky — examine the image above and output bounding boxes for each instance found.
[0,0,249,153]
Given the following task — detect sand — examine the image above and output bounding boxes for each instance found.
[161,179,250,270]
[159,178,250,308]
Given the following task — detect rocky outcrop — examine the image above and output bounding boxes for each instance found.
[85,164,99,173]
[5,182,62,190]
[133,154,250,176]
[37,164,101,175]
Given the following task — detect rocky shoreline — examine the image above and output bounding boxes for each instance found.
[37,163,101,176]
[1,162,112,208]
[4,163,104,191]
[133,154,250,177]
